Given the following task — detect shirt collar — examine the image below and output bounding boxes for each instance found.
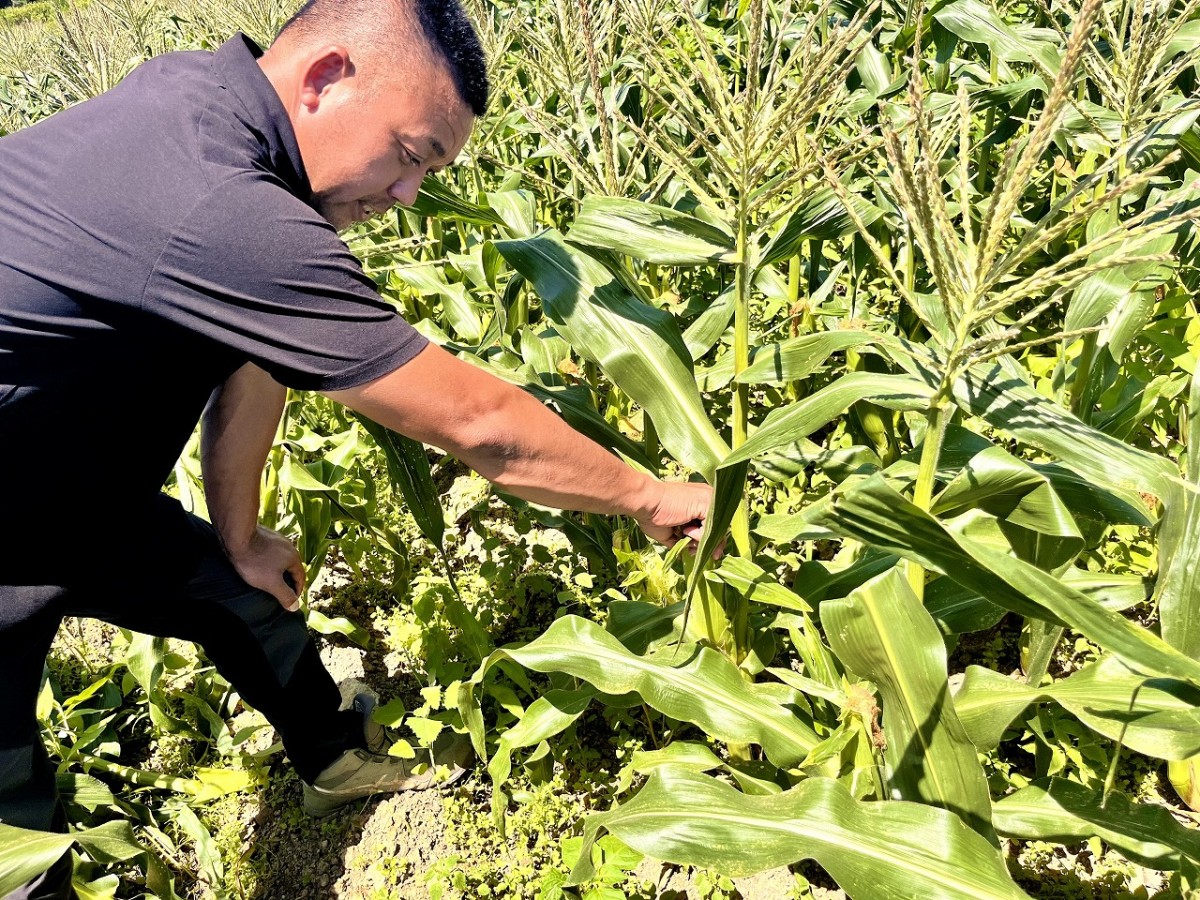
[212,33,312,203]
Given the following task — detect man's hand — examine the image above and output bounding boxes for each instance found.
[633,480,718,550]
[223,526,307,611]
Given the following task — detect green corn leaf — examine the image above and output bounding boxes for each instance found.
[71,820,147,866]
[0,819,156,897]
[569,768,1031,898]
[521,382,654,470]
[953,656,1200,759]
[705,557,811,612]
[165,803,225,893]
[356,416,445,550]
[932,0,1060,71]
[927,580,1008,634]
[567,197,736,265]
[683,285,736,361]
[760,187,882,268]
[496,230,729,478]
[811,475,1200,686]
[933,445,1082,569]
[722,373,934,468]
[932,447,1080,540]
[824,568,995,840]
[926,570,1145,637]
[946,358,1174,507]
[682,458,751,614]
[461,615,819,768]
[394,264,484,345]
[487,189,538,238]
[855,39,893,98]
[0,826,74,895]
[606,600,686,654]
[411,180,505,227]
[993,779,1200,869]
[736,331,881,386]
[1156,367,1200,659]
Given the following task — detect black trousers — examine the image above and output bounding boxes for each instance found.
[1,496,362,898]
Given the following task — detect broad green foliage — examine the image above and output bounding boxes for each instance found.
[7,0,1200,895]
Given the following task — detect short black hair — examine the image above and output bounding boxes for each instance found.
[410,0,488,116]
[277,0,489,116]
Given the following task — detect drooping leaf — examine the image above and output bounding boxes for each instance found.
[356,416,444,549]
[496,230,729,478]
[932,0,1060,71]
[567,197,736,265]
[993,779,1200,869]
[736,331,881,386]
[953,656,1200,759]
[460,616,818,768]
[810,475,1200,686]
[760,187,883,268]
[569,768,1031,899]
[394,264,484,344]
[721,373,934,468]
[411,179,506,227]
[706,557,811,613]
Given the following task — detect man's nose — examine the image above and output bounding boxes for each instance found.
[388,174,424,208]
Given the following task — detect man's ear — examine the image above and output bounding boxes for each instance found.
[299,46,354,112]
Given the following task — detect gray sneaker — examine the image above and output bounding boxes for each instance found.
[302,693,473,818]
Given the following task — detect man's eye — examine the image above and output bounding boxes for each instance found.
[404,150,422,167]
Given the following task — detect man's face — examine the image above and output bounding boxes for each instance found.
[291,50,475,231]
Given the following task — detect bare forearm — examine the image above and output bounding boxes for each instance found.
[326,345,660,519]
[201,363,286,551]
[448,387,659,518]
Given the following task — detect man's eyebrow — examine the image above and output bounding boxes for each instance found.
[429,138,448,160]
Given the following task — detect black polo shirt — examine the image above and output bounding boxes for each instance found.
[0,34,427,578]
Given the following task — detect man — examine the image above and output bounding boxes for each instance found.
[0,0,714,895]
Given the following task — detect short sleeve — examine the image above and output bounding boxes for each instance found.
[142,174,427,391]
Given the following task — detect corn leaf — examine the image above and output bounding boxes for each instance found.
[954,656,1200,759]
[411,179,506,227]
[706,557,811,613]
[722,373,934,467]
[460,615,819,768]
[932,0,1060,71]
[760,187,882,268]
[736,331,881,385]
[811,474,1200,685]
[356,416,445,549]
[993,779,1200,869]
[824,568,996,840]
[0,826,74,896]
[569,768,1031,898]
[496,230,730,477]
[567,197,736,265]
[1156,368,1200,658]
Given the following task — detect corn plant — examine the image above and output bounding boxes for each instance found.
[451,0,1200,894]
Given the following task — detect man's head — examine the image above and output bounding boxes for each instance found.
[260,0,487,229]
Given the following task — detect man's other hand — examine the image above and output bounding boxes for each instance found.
[224,526,307,611]
[634,480,723,555]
